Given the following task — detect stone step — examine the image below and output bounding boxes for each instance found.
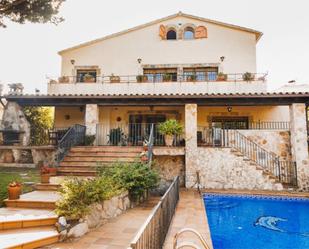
[62,156,138,162]
[71,146,143,153]
[4,191,60,210]
[34,183,60,191]
[57,170,96,176]
[0,226,59,249]
[0,163,36,168]
[59,160,137,167]
[0,208,57,230]
[67,151,140,157]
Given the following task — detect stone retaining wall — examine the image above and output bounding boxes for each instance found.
[153,155,185,188]
[187,147,283,191]
[59,191,133,239]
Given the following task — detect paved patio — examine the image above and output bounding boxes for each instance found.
[163,189,213,249]
[45,197,158,249]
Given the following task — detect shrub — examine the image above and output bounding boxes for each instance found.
[56,161,159,219]
[158,119,183,136]
[55,177,122,219]
[99,161,159,198]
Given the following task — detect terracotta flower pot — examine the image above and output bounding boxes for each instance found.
[8,186,22,200]
[48,168,57,176]
[164,135,174,147]
[41,174,50,184]
[141,156,148,162]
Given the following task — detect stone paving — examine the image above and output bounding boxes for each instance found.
[45,198,158,249]
[163,189,213,249]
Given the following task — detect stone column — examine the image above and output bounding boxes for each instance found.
[185,103,198,188]
[289,103,309,190]
[85,104,99,136]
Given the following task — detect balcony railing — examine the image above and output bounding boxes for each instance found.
[49,73,267,84]
[96,123,184,146]
[204,121,290,130]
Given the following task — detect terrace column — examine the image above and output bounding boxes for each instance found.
[185,103,198,188]
[289,103,309,190]
[85,104,99,136]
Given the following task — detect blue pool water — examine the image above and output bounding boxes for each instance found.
[204,194,309,249]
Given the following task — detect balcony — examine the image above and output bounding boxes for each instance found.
[47,73,267,95]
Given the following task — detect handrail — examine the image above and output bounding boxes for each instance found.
[128,176,180,249]
[48,72,267,84]
[147,123,154,167]
[56,124,86,164]
[173,228,211,249]
[199,128,297,186]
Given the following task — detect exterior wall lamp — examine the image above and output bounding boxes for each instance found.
[220,56,225,62]
[137,58,142,64]
[227,106,232,112]
[70,59,75,65]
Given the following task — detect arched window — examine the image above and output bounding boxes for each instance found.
[166,29,177,40]
[183,27,195,40]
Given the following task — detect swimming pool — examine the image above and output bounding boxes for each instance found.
[204,194,309,249]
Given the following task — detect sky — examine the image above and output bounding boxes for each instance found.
[0,0,309,93]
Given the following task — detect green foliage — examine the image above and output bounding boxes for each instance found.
[84,135,96,146]
[0,168,40,207]
[56,161,159,219]
[108,127,126,146]
[23,106,53,145]
[55,177,123,219]
[0,0,65,28]
[99,161,159,198]
[242,72,255,81]
[158,119,183,136]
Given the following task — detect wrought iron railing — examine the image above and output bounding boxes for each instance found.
[128,176,180,249]
[96,123,183,147]
[49,73,267,84]
[147,124,154,167]
[56,124,86,164]
[198,128,297,186]
[207,121,290,130]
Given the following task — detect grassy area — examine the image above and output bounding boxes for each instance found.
[0,168,40,207]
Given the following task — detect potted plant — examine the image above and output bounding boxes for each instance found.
[136,75,148,83]
[140,152,148,162]
[8,182,22,200]
[58,76,70,83]
[110,74,120,83]
[242,72,255,81]
[217,72,228,81]
[41,166,51,184]
[186,74,197,82]
[84,73,96,83]
[158,119,183,147]
[163,74,172,82]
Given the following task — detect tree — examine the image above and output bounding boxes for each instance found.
[23,106,53,145]
[0,0,65,28]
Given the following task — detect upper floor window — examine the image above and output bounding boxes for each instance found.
[76,69,97,83]
[166,29,177,40]
[183,27,195,40]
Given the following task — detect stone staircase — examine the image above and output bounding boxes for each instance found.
[230,148,284,190]
[57,146,143,176]
[0,191,60,249]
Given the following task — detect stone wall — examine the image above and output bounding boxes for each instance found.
[59,191,132,239]
[153,155,185,187]
[188,147,283,191]
[238,130,291,160]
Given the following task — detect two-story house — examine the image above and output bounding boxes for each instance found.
[4,12,309,192]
